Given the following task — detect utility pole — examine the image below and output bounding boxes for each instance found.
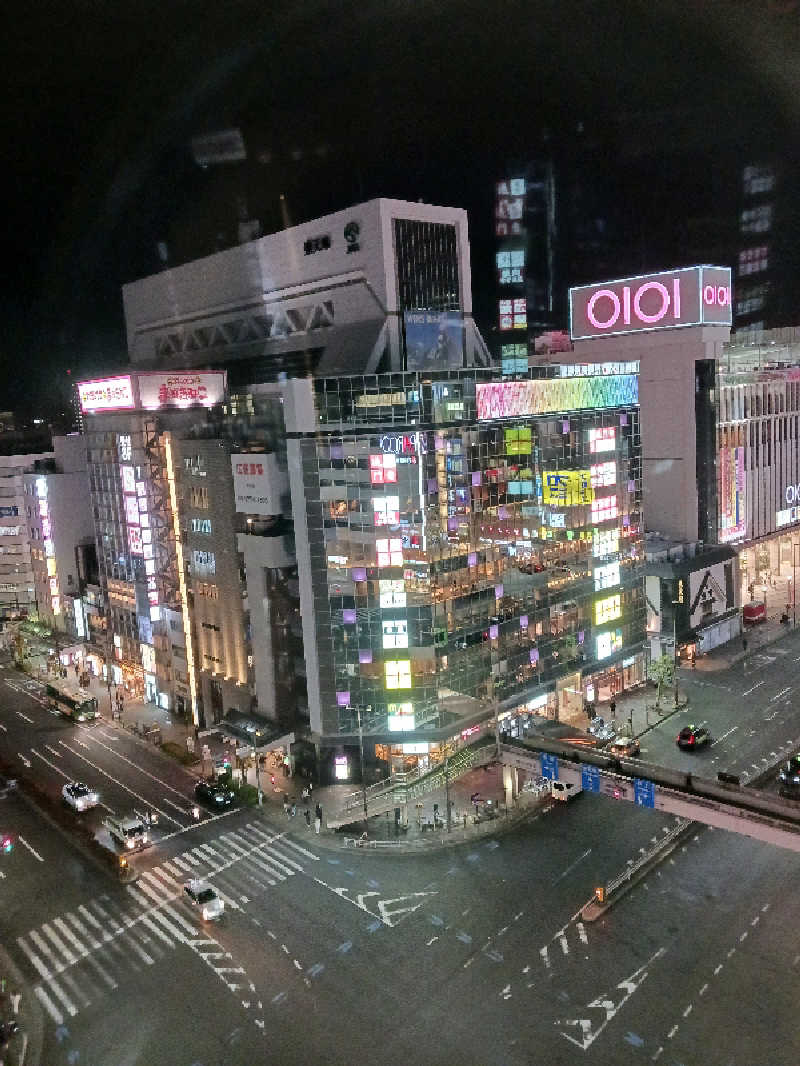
[672,599,680,707]
[356,707,368,821]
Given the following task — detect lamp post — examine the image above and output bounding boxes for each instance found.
[794,540,799,627]
[444,754,451,833]
[356,707,368,821]
[671,599,680,707]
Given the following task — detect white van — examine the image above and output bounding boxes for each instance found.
[550,780,582,802]
[104,814,149,850]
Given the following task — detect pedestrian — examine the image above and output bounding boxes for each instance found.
[609,698,616,720]
[314,814,321,834]
[304,808,311,829]
[302,786,309,803]
[283,797,290,818]
[742,637,748,653]
[308,780,313,796]
[290,801,297,818]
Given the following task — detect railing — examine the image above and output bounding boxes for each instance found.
[605,818,690,897]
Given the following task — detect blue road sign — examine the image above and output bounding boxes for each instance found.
[581,764,601,793]
[634,777,655,808]
[541,753,559,780]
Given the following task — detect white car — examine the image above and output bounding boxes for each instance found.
[183,879,224,921]
[587,717,616,743]
[62,781,99,812]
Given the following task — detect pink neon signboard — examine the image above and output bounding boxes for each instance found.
[569,266,732,341]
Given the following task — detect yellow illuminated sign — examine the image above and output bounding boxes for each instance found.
[542,470,594,505]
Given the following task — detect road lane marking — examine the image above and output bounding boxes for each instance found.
[17,753,31,767]
[15,711,34,723]
[30,750,114,812]
[772,686,792,702]
[741,681,765,697]
[711,726,738,747]
[0,723,6,732]
[17,835,43,862]
[43,745,61,757]
[552,847,592,885]
[58,741,184,826]
[76,727,195,800]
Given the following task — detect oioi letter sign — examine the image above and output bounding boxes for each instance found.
[569,266,732,341]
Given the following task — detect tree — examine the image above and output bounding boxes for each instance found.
[649,654,674,708]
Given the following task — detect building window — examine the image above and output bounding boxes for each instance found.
[496,249,525,286]
[594,594,621,625]
[394,218,460,315]
[198,583,219,599]
[190,518,212,534]
[192,550,216,576]
[369,453,397,485]
[738,246,769,275]
[742,165,775,196]
[594,561,620,591]
[376,538,403,567]
[190,485,209,509]
[740,204,772,234]
[373,496,400,526]
[379,579,406,608]
[498,298,527,331]
[382,620,409,649]
[385,659,412,689]
[591,495,619,523]
[596,628,623,660]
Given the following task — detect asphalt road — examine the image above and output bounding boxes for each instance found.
[618,626,800,785]
[2,632,800,1065]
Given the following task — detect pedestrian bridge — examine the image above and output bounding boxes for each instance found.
[500,735,800,853]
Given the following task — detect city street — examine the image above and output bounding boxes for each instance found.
[2,632,800,1064]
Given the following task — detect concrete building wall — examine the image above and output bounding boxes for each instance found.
[0,452,52,616]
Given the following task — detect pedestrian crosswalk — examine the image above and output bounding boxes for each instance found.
[15,821,320,1025]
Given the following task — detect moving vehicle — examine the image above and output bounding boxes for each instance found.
[103,813,149,850]
[778,754,800,796]
[183,879,224,921]
[194,780,235,808]
[607,735,641,758]
[46,680,98,723]
[550,780,581,802]
[0,776,16,798]
[676,724,711,750]
[587,717,616,743]
[62,781,99,811]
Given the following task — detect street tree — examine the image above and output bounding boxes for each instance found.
[650,654,674,708]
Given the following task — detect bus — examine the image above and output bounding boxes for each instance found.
[46,681,99,723]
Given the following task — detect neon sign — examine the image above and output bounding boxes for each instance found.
[78,376,135,412]
[569,266,732,340]
[476,375,638,421]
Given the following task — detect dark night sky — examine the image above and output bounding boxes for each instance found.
[2,0,800,418]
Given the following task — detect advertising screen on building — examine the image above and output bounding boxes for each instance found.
[231,453,287,516]
[78,376,135,413]
[404,312,464,371]
[476,374,638,421]
[718,446,746,542]
[689,562,734,629]
[569,266,732,341]
[138,371,226,410]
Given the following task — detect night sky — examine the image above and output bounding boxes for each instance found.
[3,0,799,419]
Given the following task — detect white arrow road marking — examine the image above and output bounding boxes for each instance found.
[0,723,6,732]
[18,753,31,768]
[377,892,438,927]
[314,880,385,923]
[557,947,666,1050]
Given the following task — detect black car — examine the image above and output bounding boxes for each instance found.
[194,780,235,808]
[778,755,800,796]
[676,724,711,750]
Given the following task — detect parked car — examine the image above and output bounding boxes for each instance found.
[62,781,100,811]
[194,780,235,808]
[183,879,224,921]
[607,735,641,758]
[676,724,711,750]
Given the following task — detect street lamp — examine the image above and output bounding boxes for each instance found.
[671,598,681,707]
[793,539,799,627]
[252,737,263,806]
[356,707,368,821]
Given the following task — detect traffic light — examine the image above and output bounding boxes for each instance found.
[1,835,13,854]
[595,885,605,904]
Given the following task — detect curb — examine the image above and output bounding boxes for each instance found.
[633,701,688,741]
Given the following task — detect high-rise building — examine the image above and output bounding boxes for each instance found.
[0,449,55,620]
[80,196,646,778]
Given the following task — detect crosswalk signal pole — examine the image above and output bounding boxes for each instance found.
[253,739,263,806]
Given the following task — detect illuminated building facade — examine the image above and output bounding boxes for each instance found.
[285,364,644,771]
[22,436,93,637]
[0,450,54,620]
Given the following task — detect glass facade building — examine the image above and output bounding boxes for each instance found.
[295,364,645,758]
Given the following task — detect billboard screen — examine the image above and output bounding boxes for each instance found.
[476,374,638,421]
[78,376,135,413]
[231,453,287,516]
[138,371,226,410]
[404,312,464,371]
[569,266,732,341]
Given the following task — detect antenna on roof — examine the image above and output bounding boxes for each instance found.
[279,193,293,230]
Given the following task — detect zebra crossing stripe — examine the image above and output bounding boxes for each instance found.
[43,977,78,1018]
[558,933,569,956]
[53,918,89,961]
[215,836,278,883]
[223,830,298,877]
[142,908,190,944]
[16,938,51,981]
[273,835,320,861]
[137,910,176,946]
[170,856,194,872]
[41,923,77,966]
[577,922,588,945]
[30,929,68,973]
[35,985,64,1025]
[161,861,184,878]
[65,912,102,952]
